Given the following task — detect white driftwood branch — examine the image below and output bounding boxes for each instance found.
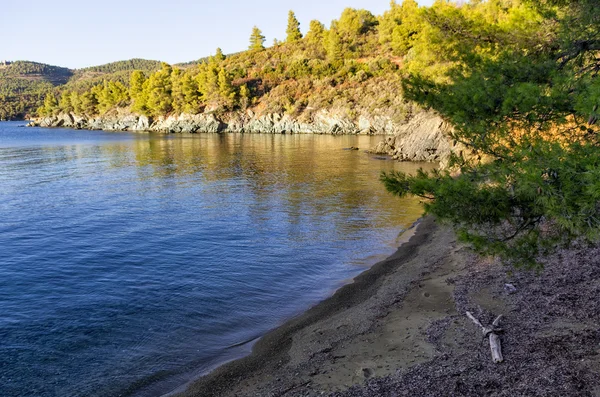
[466,311,504,363]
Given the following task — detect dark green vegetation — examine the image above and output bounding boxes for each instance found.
[0,61,72,119]
[382,0,600,267]
[0,59,162,120]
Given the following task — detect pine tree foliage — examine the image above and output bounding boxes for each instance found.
[144,63,173,116]
[129,70,147,114]
[213,48,226,62]
[326,29,343,62]
[379,0,421,55]
[306,20,326,43]
[249,26,266,51]
[382,0,600,268]
[286,11,303,43]
[7,5,403,119]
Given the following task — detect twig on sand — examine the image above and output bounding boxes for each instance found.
[466,311,504,363]
[276,381,311,396]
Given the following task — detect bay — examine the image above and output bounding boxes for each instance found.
[0,122,430,397]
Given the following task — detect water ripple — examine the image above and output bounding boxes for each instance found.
[0,122,432,397]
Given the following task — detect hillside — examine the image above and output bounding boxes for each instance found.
[0,59,164,120]
[64,59,164,92]
[0,61,72,84]
[8,4,424,123]
[0,61,72,120]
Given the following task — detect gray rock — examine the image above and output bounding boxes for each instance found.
[27,109,463,167]
[368,111,470,165]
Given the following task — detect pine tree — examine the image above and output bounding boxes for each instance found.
[337,8,377,37]
[202,64,220,102]
[180,73,201,113]
[79,91,99,115]
[379,1,402,46]
[239,84,250,110]
[382,0,600,268]
[218,68,235,107]
[390,0,422,55]
[214,48,226,62]
[306,20,326,44]
[58,91,73,113]
[70,92,82,114]
[130,70,148,114]
[171,68,185,113]
[326,29,343,62]
[249,26,266,51]
[39,93,58,116]
[145,63,173,116]
[286,11,302,43]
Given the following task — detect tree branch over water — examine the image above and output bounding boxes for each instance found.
[383,0,600,268]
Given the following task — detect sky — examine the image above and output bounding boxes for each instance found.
[2,0,434,69]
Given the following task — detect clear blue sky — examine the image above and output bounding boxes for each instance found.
[2,0,433,69]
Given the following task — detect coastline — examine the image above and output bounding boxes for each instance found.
[126,219,430,397]
[170,215,600,397]
[171,216,457,396]
[25,110,458,163]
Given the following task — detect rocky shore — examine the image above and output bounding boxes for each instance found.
[27,109,467,164]
[172,217,600,397]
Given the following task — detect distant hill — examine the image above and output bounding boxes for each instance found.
[174,56,211,68]
[0,60,73,84]
[76,59,163,74]
[0,61,73,120]
[65,59,164,92]
[0,59,167,120]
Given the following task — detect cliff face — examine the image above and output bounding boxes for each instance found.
[28,109,465,164]
[367,112,468,164]
[29,109,405,135]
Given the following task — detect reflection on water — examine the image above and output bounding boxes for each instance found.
[0,124,434,397]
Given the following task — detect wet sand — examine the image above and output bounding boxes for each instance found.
[173,216,457,396]
[174,216,600,397]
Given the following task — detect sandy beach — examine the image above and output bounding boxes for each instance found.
[174,216,600,397]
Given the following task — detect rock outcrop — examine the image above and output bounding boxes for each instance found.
[27,109,462,163]
[29,109,374,135]
[368,112,470,165]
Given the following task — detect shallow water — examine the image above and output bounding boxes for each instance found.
[0,122,430,397]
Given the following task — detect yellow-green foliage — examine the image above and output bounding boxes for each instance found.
[37,93,58,116]
[286,11,303,43]
[379,0,422,55]
[383,0,600,268]
[249,26,266,51]
[144,63,173,116]
[29,2,471,119]
[0,61,71,119]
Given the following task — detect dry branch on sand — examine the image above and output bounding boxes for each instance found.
[466,311,504,363]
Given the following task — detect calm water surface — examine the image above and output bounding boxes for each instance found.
[0,122,430,397]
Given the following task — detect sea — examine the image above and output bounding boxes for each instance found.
[0,121,429,396]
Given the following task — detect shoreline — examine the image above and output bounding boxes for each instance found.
[171,216,453,397]
[22,110,457,163]
[142,220,425,397]
[170,215,600,397]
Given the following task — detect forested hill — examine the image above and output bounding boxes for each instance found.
[0,61,71,120]
[3,2,425,121]
[0,59,162,120]
[77,59,163,74]
[0,61,72,84]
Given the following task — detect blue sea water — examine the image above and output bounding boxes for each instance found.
[0,122,428,397]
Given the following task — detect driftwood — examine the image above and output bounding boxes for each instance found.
[466,311,504,363]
